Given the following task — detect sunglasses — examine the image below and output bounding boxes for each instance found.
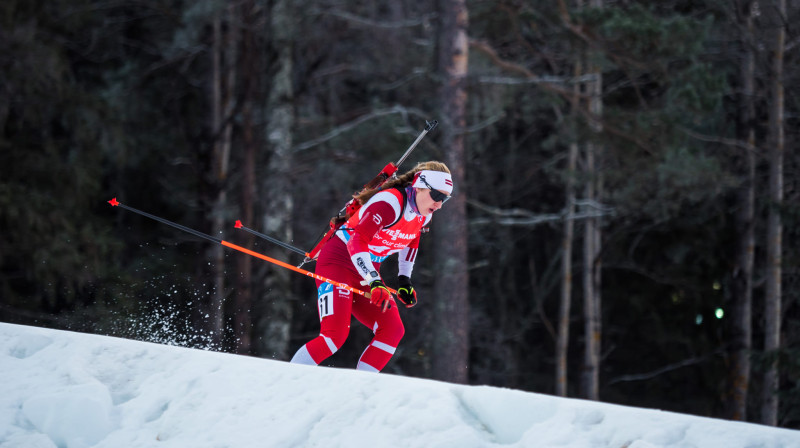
[419,176,452,203]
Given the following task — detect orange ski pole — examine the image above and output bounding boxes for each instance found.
[107,198,395,298]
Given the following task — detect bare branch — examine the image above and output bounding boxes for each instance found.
[606,350,725,386]
[470,39,580,99]
[786,35,800,52]
[321,9,436,29]
[378,68,427,91]
[293,105,429,152]
[468,198,615,227]
[461,113,506,134]
[470,39,536,78]
[478,74,600,86]
[681,127,761,154]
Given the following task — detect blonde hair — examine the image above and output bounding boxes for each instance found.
[354,161,451,205]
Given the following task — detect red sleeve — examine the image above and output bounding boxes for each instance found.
[346,200,398,255]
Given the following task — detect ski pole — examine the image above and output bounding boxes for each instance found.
[234,220,307,257]
[107,198,395,298]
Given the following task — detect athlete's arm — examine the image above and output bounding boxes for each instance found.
[347,199,398,283]
[398,235,419,278]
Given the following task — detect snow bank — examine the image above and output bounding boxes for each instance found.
[0,322,798,448]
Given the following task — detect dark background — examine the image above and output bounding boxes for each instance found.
[1,0,798,429]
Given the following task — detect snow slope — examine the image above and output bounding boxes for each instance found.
[1,322,798,448]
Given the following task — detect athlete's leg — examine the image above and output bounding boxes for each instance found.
[290,280,353,365]
[351,295,405,372]
[290,240,360,366]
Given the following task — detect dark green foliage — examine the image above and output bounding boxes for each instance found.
[1,0,799,428]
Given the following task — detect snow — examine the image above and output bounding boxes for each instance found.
[1,322,798,448]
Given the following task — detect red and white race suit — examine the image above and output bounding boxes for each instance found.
[290,188,430,372]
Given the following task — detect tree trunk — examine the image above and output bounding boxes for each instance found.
[432,0,470,384]
[582,0,603,402]
[556,45,581,398]
[727,0,756,422]
[234,0,258,355]
[208,11,236,346]
[582,142,599,400]
[762,0,785,427]
[257,0,296,361]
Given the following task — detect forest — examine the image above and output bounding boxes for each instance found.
[1,0,799,430]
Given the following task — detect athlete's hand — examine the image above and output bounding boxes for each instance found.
[369,279,393,312]
[397,275,417,308]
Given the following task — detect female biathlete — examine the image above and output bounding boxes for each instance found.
[290,161,453,372]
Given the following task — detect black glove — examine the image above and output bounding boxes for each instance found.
[369,279,393,312]
[397,275,417,308]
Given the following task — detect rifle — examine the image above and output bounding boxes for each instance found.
[300,119,437,267]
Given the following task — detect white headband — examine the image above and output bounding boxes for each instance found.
[413,170,453,194]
